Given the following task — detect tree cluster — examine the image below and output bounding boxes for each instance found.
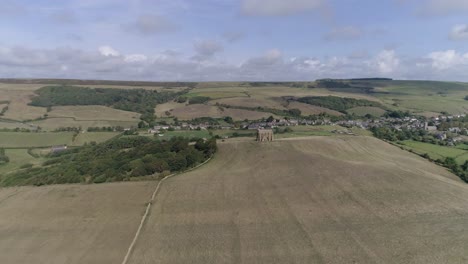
[1,136,217,186]
[298,96,382,113]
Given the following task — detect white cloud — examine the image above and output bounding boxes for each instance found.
[241,0,324,16]
[124,54,148,63]
[375,50,400,74]
[427,50,468,70]
[2,45,468,81]
[99,46,120,57]
[449,24,468,41]
[324,26,363,41]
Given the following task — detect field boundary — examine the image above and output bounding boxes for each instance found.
[121,156,213,264]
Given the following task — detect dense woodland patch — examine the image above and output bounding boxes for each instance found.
[0,136,217,187]
[29,86,186,123]
[297,96,383,114]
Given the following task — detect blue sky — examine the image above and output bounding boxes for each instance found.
[1,0,468,81]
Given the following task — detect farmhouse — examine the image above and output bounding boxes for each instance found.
[257,129,273,142]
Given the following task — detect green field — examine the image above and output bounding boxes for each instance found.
[347,106,387,116]
[397,140,468,165]
[0,132,74,148]
[0,149,44,176]
[70,132,120,146]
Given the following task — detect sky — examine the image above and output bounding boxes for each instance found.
[1,0,468,81]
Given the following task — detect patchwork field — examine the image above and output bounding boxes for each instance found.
[127,137,468,264]
[397,140,468,165]
[0,181,158,264]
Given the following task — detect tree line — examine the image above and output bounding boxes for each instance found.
[29,86,186,123]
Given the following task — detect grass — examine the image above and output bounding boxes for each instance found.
[397,140,468,165]
[347,106,387,116]
[0,132,74,148]
[274,125,344,138]
[0,149,44,176]
[129,136,468,263]
[70,132,120,146]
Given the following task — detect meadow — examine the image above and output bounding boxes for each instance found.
[397,140,468,165]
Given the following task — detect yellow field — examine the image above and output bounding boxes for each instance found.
[0,83,47,120]
[0,182,158,264]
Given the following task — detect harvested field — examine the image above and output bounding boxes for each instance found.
[170,104,273,120]
[128,136,468,264]
[0,181,158,264]
[48,105,140,121]
[0,83,47,120]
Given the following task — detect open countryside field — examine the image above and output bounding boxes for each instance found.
[31,118,138,131]
[374,81,468,114]
[347,106,387,117]
[0,181,158,264]
[0,131,118,148]
[0,83,47,121]
[397,140,468,165]
[128,136,468,264]
[0,149,45,175]
[0,132,74,148]
[70,132,120,146]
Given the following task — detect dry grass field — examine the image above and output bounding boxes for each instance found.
[0,83,48,121]
[48,105,140,121]
[0,181,158,264]
[128,136,468,264]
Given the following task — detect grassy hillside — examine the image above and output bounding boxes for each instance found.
[127,137,468,263]
[0,181,158,264]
